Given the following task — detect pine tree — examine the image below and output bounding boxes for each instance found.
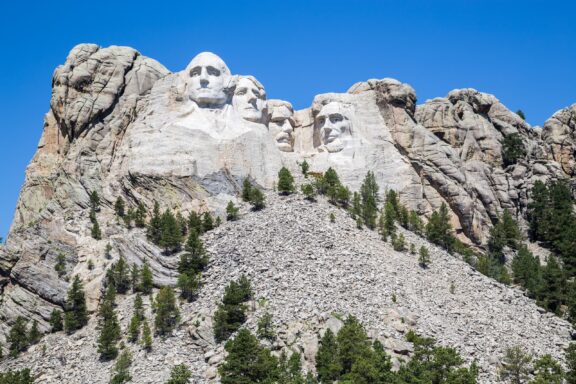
[219,328,280,384]
[213,276,252,343]
[316,328,341,382]
[512,245,542,297]
[360,171,379,230]
[177,272,201,302]
[64,275,88,333]
[98,285,121,360]
[408,210,423,234]
[383,195,397,235]
[539,256,565,313]
[249,188,266,210]
[106,255,131,294]
[128,314,140,343]
[300,160,310,177]
[160,209,183,253]
[8,317,29,357]
[425,203,454,251]
[502,133,527,166]
[90,190,100,211]
[530,354,564,384]
[419,246,431,268]
[154,286,179,336]
[179,229,209,276]
[54,252,66,277]
[257,312,275,342]
[566,343,576,384]
[91,219,102,240]
[499,346,532,384]
[278,167,295,195]
[226,201,239,221]
[166,364,192,384]
[134,202,147,227]
[110,349,132,384]
[301,183,317,201]
[392,233,406,252]
[147,201,163,245]
[202,212,214,232]
[114,197,125,217]
[242,178,253,202]
[187,211,203,234]
[130,264,140,292]
[139,261,154,295]
[27,320,41,345]
[49,309,63,332]
[141,319,153,351]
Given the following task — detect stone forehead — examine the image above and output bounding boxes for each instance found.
[318,102,347,118]
[186,52,231,75]
[236,76,265,92]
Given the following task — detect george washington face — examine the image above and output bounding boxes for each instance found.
[186,52,231,108]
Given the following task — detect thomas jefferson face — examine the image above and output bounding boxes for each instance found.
[186,52,231,108]
[317,102,352,152]
[268,102,294,152]
[233,76,266,123]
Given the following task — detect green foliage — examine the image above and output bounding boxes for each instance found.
[28,320,41,345]
[498,346,532,384]
[64,275,88,333]
[8,317,29,357]
[249,187,266,211]
[360,171,379,229]
[134,202,147,228]
[301,183,317,201]
[110,349,132,384]
[139,261,154,295]
[351,192,362,220]
[226,201,239,221]
[329,212,336,223]
[106,255,131,294]
[256,312,276,342]
[128,313,141,343]
[512,245,542,298]
[0,368,34,384]
[487,209,522,264]
[392,233,406,252]
[214,276,252,343]
[426,203,455,251]
[177,272,201,302]
[166,364,192,384]
[278,351,306,384]
[147,201,163,244]
[187,211,203,234]
[242,178,253,202]
[410,243,416,255]
[179,229,209,275]
[154,286,179,336]
[278,167,296,195]
[300,160,310,177]
[54,253,66,277]
[49,309,63,332]
[114,197,125,217]
[141,319,153,351]
[408,210,423,234]
[566,343,576,384]
[97,285,121,360]
[90,190,100,211]
[419,246,431,268]
[502,133,527,166]
[219,328,280,384]
[530,354,564,384]
[159,209,183,253]
[516,110,526,120]
[91,219,102,240]
[202,212,214,232]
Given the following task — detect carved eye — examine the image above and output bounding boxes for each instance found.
[235,88,247,96]
[330,114,343,123]
[253,90,261,99]
[207,66,221,76]
[190,67,201,77]
[317,117,325,126]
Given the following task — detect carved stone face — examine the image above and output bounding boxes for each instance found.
[268,102,294,152]
[317,102,352,152]
[233,76,266,123]
[186,52,231,108]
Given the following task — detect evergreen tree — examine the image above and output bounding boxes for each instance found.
[64,275,88,333]
[114,197,125,217]
[214,276,252,343]
[499,346,532,384]
[538,256,565,313]
[91,219,102,240]
[301,184,317,201]
[502,133,527,166]
[154,286,179,336]
[179,229,209,275]
[110,349,132,384]
[566,343,576,384]
[256,312,276,342]
[530,354,564,384]
[408,210,423,234]
[166,364,192,384]
[134,293,144,320]
[360,171,379,230]
[316,328,341,383]
[419,246,431,268]
[128,313,140,343]
[134,202,147,227]
[0,368,34,384]
[147,201,163,244]
[123,207,135,227]
[383,194,397,236]
[160,209,183,253]
[141,319,153,351]
[337,316,372,375]
[27,320,41,345]
[49,309,63,332]
[425,203,454,251]
[226,201,239,221]
[90,190,100,211]
[219,328,280,384]
[242,178,253,202]
[512,245,542,297]
[516,110,526,120]
[8,317,29,357]
[300,160,310,177]
[187,211,203,234]
[278,167,296,195]
[106,255,131,294]
[249,188,266,211]
[351,191,362,220]
[98,285,121,360]
[139,261,154,295]
[392,233,406,252]
[202,212,214,232]
[177,272,201,302]
[130,264,140,292]
[336,185,351,208]
[279,352,305,384]
[54,252,66,277]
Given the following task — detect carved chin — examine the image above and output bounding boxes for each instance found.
[321,139,344,153]
[276,142,293,152]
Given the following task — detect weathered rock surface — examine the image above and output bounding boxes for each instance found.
[0,44,574,383]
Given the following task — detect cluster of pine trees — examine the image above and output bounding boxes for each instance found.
[0,368,33,384]
[213,276,253,343]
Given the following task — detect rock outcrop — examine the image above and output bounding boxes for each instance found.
[0,44,574,383]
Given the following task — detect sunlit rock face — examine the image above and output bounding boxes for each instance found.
[268,100,295,152]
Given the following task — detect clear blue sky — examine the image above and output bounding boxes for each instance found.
[1,0,575,240]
